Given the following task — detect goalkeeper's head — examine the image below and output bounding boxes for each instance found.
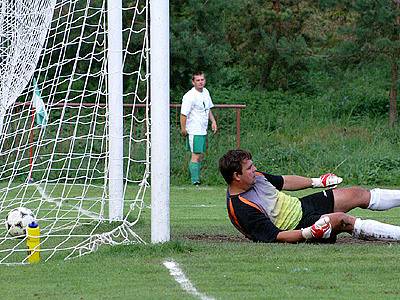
[219,149,252,184]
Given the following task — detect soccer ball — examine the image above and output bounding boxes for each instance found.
[5,207,36,237]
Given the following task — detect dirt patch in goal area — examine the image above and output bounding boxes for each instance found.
[183,234,394,245]
[184,234,248,243]
[334,236,392,245]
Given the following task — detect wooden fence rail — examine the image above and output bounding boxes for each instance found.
[14,102,246,148]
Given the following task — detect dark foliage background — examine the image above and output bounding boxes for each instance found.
[169,1,400,185]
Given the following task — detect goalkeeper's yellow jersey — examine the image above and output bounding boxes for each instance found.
[227,172,303,242]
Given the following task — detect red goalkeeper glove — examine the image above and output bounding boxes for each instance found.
[312,173,342,188]
[301,217,332,240]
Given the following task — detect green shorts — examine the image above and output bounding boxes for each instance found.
[186,134,207,154]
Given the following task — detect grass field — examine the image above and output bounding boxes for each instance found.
[2,185,400,299]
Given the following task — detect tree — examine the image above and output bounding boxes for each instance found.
[224,0,315,90]
[170,0,233,92]
[326,0,400,126]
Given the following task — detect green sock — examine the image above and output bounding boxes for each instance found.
[189,162,201,184]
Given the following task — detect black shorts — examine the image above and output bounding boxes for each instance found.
[295,189,335,230]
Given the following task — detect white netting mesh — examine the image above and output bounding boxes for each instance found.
[0,0,149,264]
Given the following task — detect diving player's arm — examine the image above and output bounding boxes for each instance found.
[281,175,312,191]
[276,217,332,243]
[276,230,304,243]
[282,174,343,191]
[261,172,312,191]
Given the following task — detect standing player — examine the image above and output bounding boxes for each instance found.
[180,72,217,185]
[219,149,400,243]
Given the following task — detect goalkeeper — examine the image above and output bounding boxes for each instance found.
[219,149,400,243]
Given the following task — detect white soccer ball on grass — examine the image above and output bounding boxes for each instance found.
[5,207,36,237]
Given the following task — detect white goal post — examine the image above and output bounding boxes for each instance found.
[150,0,170,243]
[0,0,170,264]
[108,0,124,221]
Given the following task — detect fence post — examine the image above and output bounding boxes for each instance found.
[236,108,241,149]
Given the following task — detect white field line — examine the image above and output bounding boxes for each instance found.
[35,184,100,219]
[163,260,215,300]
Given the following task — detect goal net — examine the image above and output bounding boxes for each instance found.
[0,0,150,264]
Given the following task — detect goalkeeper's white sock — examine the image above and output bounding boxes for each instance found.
[368,188,400,210]
[353,218,400,241]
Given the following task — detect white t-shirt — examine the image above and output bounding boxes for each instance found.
[181,87,214,135]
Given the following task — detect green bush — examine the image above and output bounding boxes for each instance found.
[171,63,400,186]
